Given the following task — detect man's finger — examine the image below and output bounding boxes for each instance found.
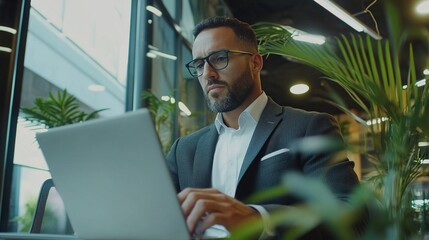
[178,188,220,203]
[186,199,228,233]
[180,189,225,216]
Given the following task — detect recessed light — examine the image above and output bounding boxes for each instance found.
[0,26,17,34]
[290,83,309,95]
[88,84,106,92]
[147,52,157,58]
[366,117,389,126]
[179,101,192,116]
[146,5,162,17]
[416,0,429,15]
[424,69,429,75]
[0,46,12,53]
[161,96,176,104]
[402,79,426,89]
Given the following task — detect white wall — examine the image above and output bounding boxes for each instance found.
[24,9,126,116]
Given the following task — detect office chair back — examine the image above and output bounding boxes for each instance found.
[30,178,73,234]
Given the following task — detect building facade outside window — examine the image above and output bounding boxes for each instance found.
[9,0,131,232]
[1,0,231,233]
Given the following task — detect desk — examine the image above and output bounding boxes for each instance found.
[0,233,79,240]
[0,233,228,240]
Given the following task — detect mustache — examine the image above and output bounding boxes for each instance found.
[207,79,227,86]
[206,79,228,94]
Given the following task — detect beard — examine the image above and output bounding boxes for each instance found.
[205,68,254,112]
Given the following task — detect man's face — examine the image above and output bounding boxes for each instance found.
[192,27,256,113]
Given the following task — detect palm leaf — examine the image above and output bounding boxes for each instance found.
[254,20,428,239]
[21,89,106,128]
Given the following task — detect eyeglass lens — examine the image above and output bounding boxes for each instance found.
[187,50,229,77]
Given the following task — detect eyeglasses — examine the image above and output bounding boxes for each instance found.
[185,49,253,77]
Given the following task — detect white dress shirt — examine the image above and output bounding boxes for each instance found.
[212,92,268,196]
[211,92,274,238]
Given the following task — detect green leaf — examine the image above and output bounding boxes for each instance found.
[20,89,107,128]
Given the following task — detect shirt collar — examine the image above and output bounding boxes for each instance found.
[215,92,268,133]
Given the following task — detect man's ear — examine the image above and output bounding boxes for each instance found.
[251,53,263,73]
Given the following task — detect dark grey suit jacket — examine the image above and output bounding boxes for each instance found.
[166,98,360,239]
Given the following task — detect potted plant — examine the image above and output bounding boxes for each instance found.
[231,1,429,239]
[21,89,106,129]
[17,89,106,233]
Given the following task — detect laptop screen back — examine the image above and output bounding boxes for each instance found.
[36,109,190,240]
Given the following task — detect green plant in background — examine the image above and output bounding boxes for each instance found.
[142,90,177,154]
[231,173,372,240]
[12,197,57,233]
[143,90,206,153]
[339,120,352,139]
[18,89,106,233]
[142,90,176,133]
[12,197,37,232]
[21,89,106,129]
[248,0,429,239]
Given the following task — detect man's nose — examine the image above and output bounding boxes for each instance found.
[201,62,218,80]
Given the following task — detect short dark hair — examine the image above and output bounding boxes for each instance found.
[193,16,258,51]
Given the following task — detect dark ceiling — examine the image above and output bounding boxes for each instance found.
[223,0,429,115]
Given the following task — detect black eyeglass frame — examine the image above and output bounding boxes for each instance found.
[185,49,253,78]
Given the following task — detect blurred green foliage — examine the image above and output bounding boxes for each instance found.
[21,89,106,129]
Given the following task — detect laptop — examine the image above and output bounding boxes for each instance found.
[36,109,229,240]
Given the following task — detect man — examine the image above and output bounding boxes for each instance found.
[166,16,360,239]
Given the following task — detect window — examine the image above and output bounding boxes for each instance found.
[8,0,131,232]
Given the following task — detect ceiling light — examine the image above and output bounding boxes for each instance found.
[403,79,426,89]
[174,24,182,33]
[0,46,12,53]
[179,101,192,116]
[416,79,426,87]
[423,69,429,75]
[313,0,382,39]
[161,96,170,101]
[0,26,17,34]
[146,5,162,17]
[88,84,106,92]
[419,141,429,147]
[148,50,177,60]
[293,34,326,45]
[366,117,389,126]
[290,83,309,95]
[283,26,326,44]
[147,45,177,60]
[161,96,176,104]
[416,0,429,15]
[146,52,157,58]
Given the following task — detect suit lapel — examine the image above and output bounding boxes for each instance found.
[238,98,283,182]
[192,125,218,188]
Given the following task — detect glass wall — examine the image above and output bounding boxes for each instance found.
[145,0,231,152]
[1,0,232,234]
[8,0,131,232]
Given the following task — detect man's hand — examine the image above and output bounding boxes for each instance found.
[178,188,259,234]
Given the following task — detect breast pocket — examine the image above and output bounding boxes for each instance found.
[260,148,290,162]
[257,150,300,185]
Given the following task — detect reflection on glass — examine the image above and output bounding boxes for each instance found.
[31,0,131,83]
[410,177,429,238]
[9,0,131,232]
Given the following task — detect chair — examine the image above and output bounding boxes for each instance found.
[30,178,73,234]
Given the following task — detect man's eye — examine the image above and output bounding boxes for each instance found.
[194,61,205,69]
[213,55,227,63]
